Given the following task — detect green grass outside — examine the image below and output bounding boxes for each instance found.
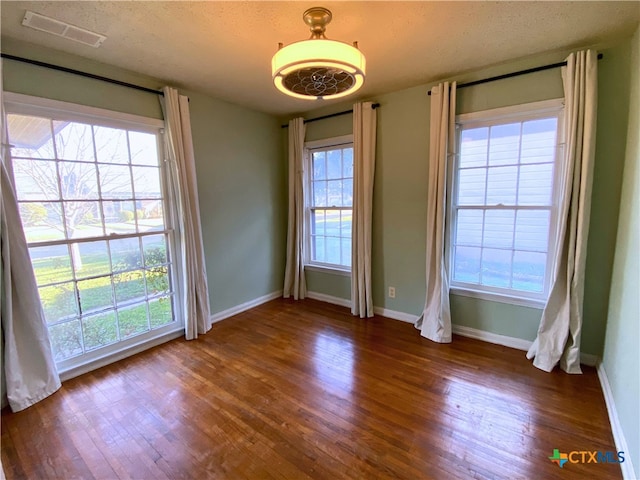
[32,245,174,361]
[49,298,173,361]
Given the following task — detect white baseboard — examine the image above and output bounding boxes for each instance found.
[373,306,416,323]
[305,291,417,324]
[305,291,599,367]
[597,363,637,480]
[210,290,283,324]
[451,324,599,367]
[452,324,533,351]
[306,291,351,308]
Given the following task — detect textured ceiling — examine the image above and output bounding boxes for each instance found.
[1,1,639,116]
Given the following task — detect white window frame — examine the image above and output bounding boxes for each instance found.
[448,99,565,308]
[304,134,353,276]
[4,92,185,374]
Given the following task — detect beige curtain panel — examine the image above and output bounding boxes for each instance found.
[161,87,212,340]
[415,82,456,343]
[351,102,377,318]
[283,117,307,300]
[527,50,598,373]
[1,84,61,411]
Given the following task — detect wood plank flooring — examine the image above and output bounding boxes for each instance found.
[1,298,622,479]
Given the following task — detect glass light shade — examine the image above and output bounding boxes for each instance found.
[272,39,366,100]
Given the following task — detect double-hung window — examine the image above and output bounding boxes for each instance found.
[305,135,354,272]
[449,99,564,306]
[5,93,182,371]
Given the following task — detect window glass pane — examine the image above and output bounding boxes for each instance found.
[49,320,83,361]
[103,200,137,234]
[82,312,118,350]
[455,209,483,247]
[459,127,488,168]
[454,109,560,299]
[54,121,95,162]
[129,131,159,166]
[518,163,554,205]
[7,114,55,159]
[312,210,325,236]
[488,123,520,166]
[111,237,142,272]
[325,210,341,236]
[514,210,550,252]
[325,237,340,265]
[521,118,557,164]
[8,107,174,367]
[78,276,114,313]
[340,211,352,238]
[307,142,353,269]
[29,245,72,285]
[12,159,59,200]
[75,241,110,279]
[341,238,351,267]
[20,202,65,243]
[483,210,515,249]
[132,166,162,198]
[138,201,165,232]
[343,148,353,177]
[481,248,512,288]
[327,180,342,206]
[313,181,327,207]
[94,126,129,164]
[39,282,77,322]
[146,266,170,296]
[118,303,149,339]
[313,235,325,263]
[58,161,99,200]
[457,168,486,205]
[342,179,353,206]
[64,201,103,239]
[114,270,146,305]
[512,251,546,292]
[142,235,167,266]
[149,297,173,328]
[453,246,481,283]
[313,151,326,180]
[326,150,341,179]
[486,166,517,205]
[98,164,133,199]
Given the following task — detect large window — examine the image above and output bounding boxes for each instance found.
[305,135,354,271]
[450,100,564,306]
[5,94,181,370]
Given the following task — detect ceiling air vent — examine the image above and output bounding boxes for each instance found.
[22,11,106,48]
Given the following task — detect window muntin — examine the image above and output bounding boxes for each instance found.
[306,137,353,270]
[6,105,180,367]
[450,101,563,303]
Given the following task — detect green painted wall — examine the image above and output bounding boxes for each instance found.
[2,39,286,315]
[603,25,640,475]
[292,38,634,357]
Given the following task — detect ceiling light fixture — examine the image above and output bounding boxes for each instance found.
[272,7,365,100]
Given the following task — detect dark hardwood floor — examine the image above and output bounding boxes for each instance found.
[1,298,621,479]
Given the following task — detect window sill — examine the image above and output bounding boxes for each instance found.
[58,324,184,381]
[305,264,351,277]
[450,286,546,309]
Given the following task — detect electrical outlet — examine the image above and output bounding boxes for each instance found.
[388,287,396,298]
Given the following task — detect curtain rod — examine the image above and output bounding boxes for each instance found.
[428,53,604,95]
[280,103,380,128]
[1,53,164,96]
